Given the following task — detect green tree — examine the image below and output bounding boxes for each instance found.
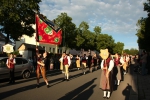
[123,49,130,54]
[96,34,115,54]
[129,48,139,55]
[55,12,76,48]
[136,0,150,51]
[0,0,41,44]
[113,42,124,54]
[94,26,101,34]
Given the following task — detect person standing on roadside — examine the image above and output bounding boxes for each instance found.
[141,50,147,76]
[6,53,16,84]
[33,56,37,73]
[28,57,34,72]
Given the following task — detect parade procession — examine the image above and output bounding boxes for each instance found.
[0,9,145,100]
[0,13,135,99]
[1,0,150,100]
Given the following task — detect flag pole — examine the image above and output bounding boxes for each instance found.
[55,45,58,54]
[34,10,39,56]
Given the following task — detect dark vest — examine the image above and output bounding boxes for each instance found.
[63,56,68,65]
[82,56,87,63]
[9,58,15,69]
[114,58,120,66]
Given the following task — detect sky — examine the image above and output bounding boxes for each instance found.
[39,0,148,50]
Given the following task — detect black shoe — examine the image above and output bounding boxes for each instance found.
[47,85,50,88]
[66,79,69,81]
[9,81,12,84]
[12,81,15,84]
[36,85,39,88]
[103,96,106,99]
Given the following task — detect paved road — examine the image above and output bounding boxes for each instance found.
[0,67,135,100]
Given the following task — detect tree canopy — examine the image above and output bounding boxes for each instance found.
[0,0,126,54]
[54,12,124,54]
[136,0,150,51]
[0,0,41,43]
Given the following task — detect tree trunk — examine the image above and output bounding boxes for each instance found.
[5,33,9,44]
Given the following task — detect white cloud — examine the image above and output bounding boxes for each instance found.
[39,0,148,49]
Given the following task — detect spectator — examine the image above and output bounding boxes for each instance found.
[140,50,147,75]
[28,57,34,72]
[6,53,16,84]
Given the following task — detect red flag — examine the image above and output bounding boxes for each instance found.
[36,14,62,45]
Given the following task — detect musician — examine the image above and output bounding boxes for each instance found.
[99,49,114,99]
[6,53,16,84]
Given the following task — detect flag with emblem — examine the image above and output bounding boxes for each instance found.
[36,14,62,45]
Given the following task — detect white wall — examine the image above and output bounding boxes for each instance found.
[22,33,39,45]
[19,50,28,58]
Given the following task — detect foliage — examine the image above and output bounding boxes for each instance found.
[123,48,139,55]
[136,0,150,51]
[12,51,20,55]
[0,0,41,44]
[113,42,124,54]
[55,13,76,48]
[54,12,124,54]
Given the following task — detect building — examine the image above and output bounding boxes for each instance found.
[15,31,64,59]
[0,33,13,52]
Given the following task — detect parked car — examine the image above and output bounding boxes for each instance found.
[0,57,32,79]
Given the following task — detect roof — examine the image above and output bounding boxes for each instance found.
[18,43,45,51]
[0,33,13,43]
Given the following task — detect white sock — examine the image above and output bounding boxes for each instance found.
[107,91,110,98]
[66,73,69,79]
[46,82,49,85]
[117,80,120,85]
[104,91,106,97]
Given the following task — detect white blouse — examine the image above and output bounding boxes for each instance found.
[101,59,114,71]
[59,56,71,66]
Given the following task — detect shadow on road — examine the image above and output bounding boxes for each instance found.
[122,63,137,100]
[58,78,97,100]
[122,83,132,100]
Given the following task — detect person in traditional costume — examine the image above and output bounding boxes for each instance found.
[81,54,87,75]
[120,54,127,75]
[6,53,16,84]
[87,53,92,72]
[92,53,98,71]
[60,54,64,73]
[125,54,130,73]
[76,55,80,70]
[113,53,122,86]
[59,52,71,81]
[36,52,49,88]
[99,49,114,99]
